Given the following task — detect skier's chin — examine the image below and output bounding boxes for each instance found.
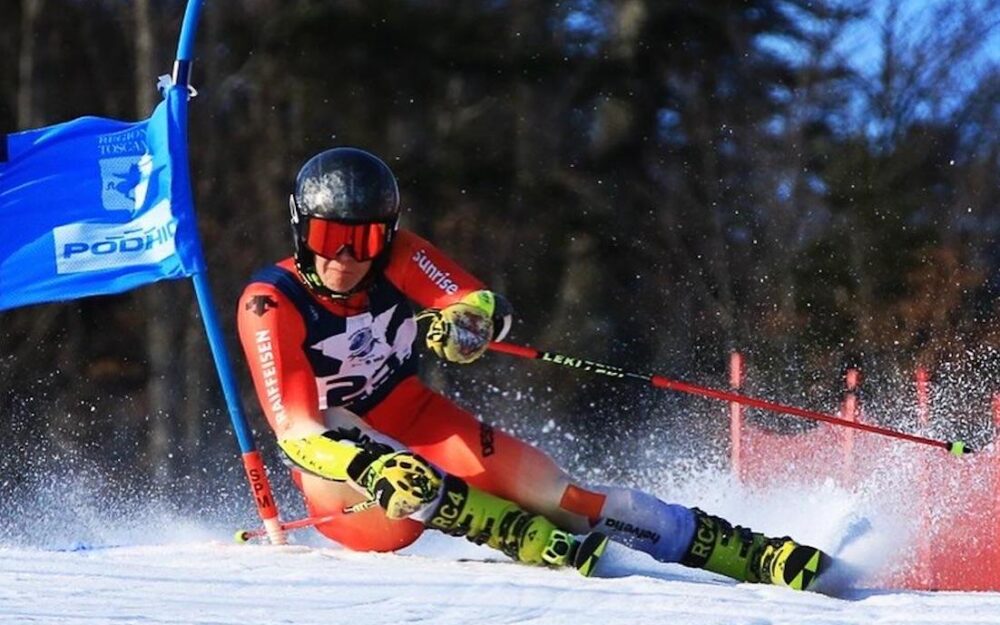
[321,270,366,292]
[316,257,371,292]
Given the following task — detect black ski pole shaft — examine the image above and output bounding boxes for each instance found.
[489,341,970,456]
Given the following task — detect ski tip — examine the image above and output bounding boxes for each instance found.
[573,532,609,577]
[779,545,831,592]
[234,529,251,544]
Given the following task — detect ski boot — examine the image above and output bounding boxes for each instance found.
[680,508,830,591]
[425,475,608,575]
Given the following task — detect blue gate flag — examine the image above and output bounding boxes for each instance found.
[0,86,203,311]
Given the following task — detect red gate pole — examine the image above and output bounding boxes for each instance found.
[729,351,745,481]
[991,393,1000,576]
[840,368,860,483]
[915,367,933,588]
[916,367,931,427]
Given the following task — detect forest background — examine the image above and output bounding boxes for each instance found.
[2,0,999,514]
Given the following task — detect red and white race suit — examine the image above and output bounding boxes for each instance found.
[237,229,607,551]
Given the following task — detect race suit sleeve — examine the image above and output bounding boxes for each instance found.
[383,229,486,310]
[237,282,365,481]
[237,282,318,437]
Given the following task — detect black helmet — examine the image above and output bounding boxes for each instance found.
[292,147,400,223]
[289,147,400,297]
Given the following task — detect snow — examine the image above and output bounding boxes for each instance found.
[4,505,1000,625]
[3,537,1000,625]
[4,428,999,624]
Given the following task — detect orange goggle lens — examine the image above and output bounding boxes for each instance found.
[304,219,390,261]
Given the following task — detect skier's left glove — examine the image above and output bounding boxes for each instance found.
[422,290,512,364]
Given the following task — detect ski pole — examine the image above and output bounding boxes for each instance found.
[234,501,382,542]
[489,341,971,456]
[235,514,339,543]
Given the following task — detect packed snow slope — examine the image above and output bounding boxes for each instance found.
[5,396,1000,624]
[4,470,1000,625]
[5,536,1000,625]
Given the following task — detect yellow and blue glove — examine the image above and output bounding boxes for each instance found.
[421,290,513,364]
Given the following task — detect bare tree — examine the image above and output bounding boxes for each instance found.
[131,0,183,478]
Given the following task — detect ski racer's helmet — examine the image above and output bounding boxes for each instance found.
[289,147,400,297]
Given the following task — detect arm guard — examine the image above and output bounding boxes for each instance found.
[278,427,392,482]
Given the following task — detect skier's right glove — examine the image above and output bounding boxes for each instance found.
[346,449,443,519]
[278,428,443,519]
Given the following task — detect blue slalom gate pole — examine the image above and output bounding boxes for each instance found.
[172,0,286,543]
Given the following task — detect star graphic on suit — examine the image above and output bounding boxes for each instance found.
[311,305,415,376]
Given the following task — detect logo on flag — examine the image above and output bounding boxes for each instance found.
[54,199,178,274]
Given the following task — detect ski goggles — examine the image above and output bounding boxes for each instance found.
[304,218,392,261]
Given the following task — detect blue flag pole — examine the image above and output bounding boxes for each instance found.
[172,0,286,544]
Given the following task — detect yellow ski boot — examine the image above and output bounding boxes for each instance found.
[681,509,830,591]
[425,475,608,575]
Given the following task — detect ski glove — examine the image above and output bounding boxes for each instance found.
[422,290,513,364]
[279,427,443,520]
[347,450,443,519]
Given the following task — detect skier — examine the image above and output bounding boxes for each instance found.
[237,147,830,589]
